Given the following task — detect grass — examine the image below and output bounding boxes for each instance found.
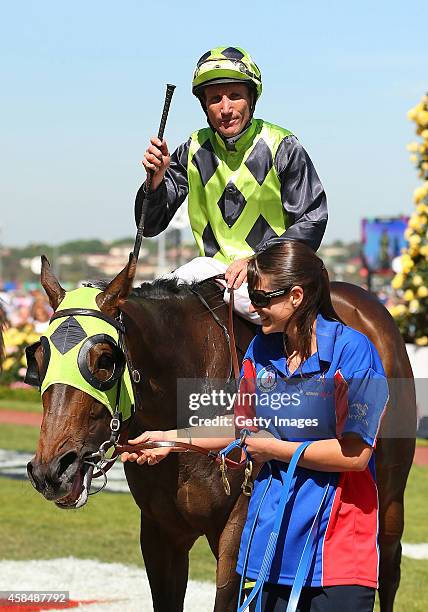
[403,465,428,542]
[385,558,428,612]
[0,423,427,608]
[0,424,41,453]
[0,387,40,402]
[0,477,427,609]
[0,399,42,413]
[0,478,215,582]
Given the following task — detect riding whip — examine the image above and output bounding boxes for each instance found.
[133,83,176,261]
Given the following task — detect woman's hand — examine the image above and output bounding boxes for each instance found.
[244,431,280,464]
[120,430,172,466]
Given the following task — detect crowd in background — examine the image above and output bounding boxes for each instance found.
[0,289,52,383]
[0,282,401,385]
[1,289,52,333]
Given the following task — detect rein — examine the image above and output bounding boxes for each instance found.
[189,274,240,382]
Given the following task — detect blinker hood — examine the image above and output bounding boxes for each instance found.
[26,287,134,421]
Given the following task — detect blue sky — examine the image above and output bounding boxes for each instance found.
[1,0,426,246]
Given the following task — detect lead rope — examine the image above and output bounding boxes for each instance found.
[217,429,253,497]
[237,441,331,612]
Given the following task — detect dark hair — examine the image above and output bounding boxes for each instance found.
[247,241,341,362]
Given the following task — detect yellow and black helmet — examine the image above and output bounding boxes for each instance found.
[192,46,262,101]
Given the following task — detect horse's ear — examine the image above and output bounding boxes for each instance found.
[41,255,66,310]
[96,253,137,317]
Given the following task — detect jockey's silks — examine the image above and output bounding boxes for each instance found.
[187,119,293,264]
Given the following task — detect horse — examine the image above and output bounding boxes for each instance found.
[26,255,416,612]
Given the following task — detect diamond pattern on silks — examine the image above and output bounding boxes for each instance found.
[197,50,211,66]
[245,215,277,252]
[191,140,219,186]
[244,138,273,185]
[217,182,247,228]
[221,47,245,61]
[202,223,221,257]
[50,316,87,355]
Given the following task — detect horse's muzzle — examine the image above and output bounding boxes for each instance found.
[27,450,82,501]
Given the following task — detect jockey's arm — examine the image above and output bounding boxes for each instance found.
[262,136,328,253]
[225,137,328,289]
[135,138,190,236]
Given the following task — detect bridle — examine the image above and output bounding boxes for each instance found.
[26,280,252,497]
[87,282,251,497]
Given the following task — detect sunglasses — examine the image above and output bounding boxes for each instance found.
[248,288,291,308]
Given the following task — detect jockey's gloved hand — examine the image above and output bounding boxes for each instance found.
[225,258,249,289]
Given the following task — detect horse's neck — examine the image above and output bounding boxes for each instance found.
[121,291,230,429]
[123,290,227,376]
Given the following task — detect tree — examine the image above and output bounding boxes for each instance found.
[390,93,428,345]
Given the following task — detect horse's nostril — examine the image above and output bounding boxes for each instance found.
[57,451,78,478]
[27,460,38,488]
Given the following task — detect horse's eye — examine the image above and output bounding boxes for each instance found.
[97,353,115,371]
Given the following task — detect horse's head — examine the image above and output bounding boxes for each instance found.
[26,254,136,509]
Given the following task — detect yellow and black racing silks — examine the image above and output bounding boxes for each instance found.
[135,119,327,262]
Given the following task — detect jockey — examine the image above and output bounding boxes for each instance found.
[135,46,328,321]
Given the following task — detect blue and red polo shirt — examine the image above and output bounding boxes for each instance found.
[235,313,389,588]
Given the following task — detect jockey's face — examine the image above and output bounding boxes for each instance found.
[204,82,252,138]
[248,277,304,335]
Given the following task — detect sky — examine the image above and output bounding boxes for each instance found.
[1,0,427,247]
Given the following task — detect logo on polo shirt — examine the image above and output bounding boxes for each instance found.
[256,365,277,391]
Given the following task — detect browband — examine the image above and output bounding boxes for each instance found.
[50,308,125,333]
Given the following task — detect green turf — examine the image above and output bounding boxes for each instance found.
[0,478,215,582]
[0,387,40,402]
[0,477,427,608]
[0,423,40,453]
[0,399,42,413]
[416,437,428,447]
[375,557,428,612]
[0,435,427,607]
[402,465,428,542]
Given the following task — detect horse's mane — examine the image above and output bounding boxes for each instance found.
[135,278,199,300]
[85,277,219,301]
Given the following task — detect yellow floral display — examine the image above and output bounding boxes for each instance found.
[0,323,41,384]
[391,92,428,343]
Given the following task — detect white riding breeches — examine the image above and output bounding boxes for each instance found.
[164,257,261,324]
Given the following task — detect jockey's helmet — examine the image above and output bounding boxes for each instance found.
[192,46,262,103]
